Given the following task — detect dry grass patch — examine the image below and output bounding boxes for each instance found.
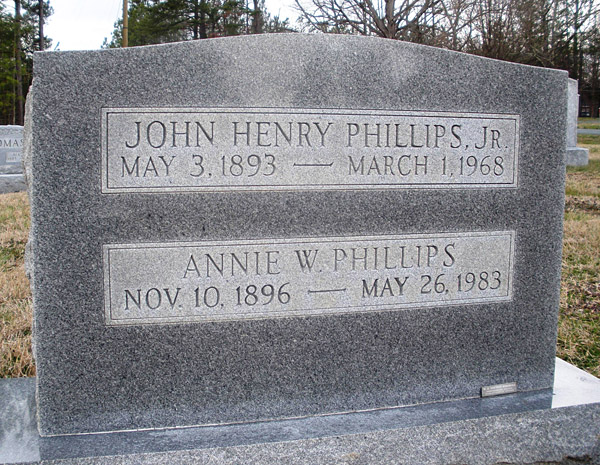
[566,137,600,198]
[0,191,30,245]
[565,168,600,197]
[0,192,34,378]
[0,299,34,378]
[558,204,600,377]
[542,134,599,376]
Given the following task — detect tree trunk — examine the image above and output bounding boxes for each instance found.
[39,0,44,51]
[252,0,262,34]
[199,0,207,39]
[193,0,199,39]
[385,0,396,38]
[14,0,24,126]
[573,0,579,79]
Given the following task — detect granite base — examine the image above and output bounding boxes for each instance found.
[566,147,590,166]
[1,358,599,465]
[0,174,26,194]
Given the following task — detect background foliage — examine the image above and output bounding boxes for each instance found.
[103,0,293,47]
[2,0,600,122]
[0,0,51,125]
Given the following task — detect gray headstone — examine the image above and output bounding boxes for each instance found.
[26,34,568,437]
[0,174,27,194]
[566,78,589,166]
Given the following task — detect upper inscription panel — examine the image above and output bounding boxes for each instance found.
[101,108,519,193]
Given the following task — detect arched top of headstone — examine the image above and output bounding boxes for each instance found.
[33,33,567,115]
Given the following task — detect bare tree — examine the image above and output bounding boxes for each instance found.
[433,0,479,50]
[251,0,264,33]
[295,0,444,41]
[294,0,600,99]
[567,0,597,79]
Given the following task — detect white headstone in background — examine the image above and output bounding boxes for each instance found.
[567,79,589,166]
[0,125,26,193]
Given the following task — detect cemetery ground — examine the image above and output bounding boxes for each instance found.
[577,118,600,130]
[1,136,599,380]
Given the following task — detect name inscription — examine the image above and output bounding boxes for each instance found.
[103,231,514,325]
[101,108,519,193]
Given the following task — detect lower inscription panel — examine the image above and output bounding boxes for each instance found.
[103,231,514,325]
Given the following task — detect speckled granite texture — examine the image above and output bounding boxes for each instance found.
[39,404,598,465]
[1,360,600,464]
[26,34,568,436]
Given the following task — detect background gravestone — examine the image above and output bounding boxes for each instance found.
[566,78,589,166]
[26,34,567,437]
[0,125,23,174]
[0,125,26,193]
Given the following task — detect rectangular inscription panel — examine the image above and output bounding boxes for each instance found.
[101,108,519,193]
[103,231,514,325]
[2,150,22,164]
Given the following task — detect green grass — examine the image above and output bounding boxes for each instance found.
[565,156,600,198]
[0,240,25,267]
[577,133,600,145]
[567,158,600,173]
[558,133,600,377]
[577,117,600,129]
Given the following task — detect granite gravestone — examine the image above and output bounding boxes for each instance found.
[26,34,567,437]
[566,79,589,166]
[0,125,26,193]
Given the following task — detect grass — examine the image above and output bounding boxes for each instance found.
[557,134,600,377]
[1,132,599,379]
[576,133,600,146]
[577,117,600,130]
[565,160,600,198]
[0,192,34,378]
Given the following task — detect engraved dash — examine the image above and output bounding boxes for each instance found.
[293,163,334,167]
[307,288,347,294]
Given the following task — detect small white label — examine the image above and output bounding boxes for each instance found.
[481,382,518,397]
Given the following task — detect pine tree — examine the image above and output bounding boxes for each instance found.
[0,0,52,125]
[104,0,291,48]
